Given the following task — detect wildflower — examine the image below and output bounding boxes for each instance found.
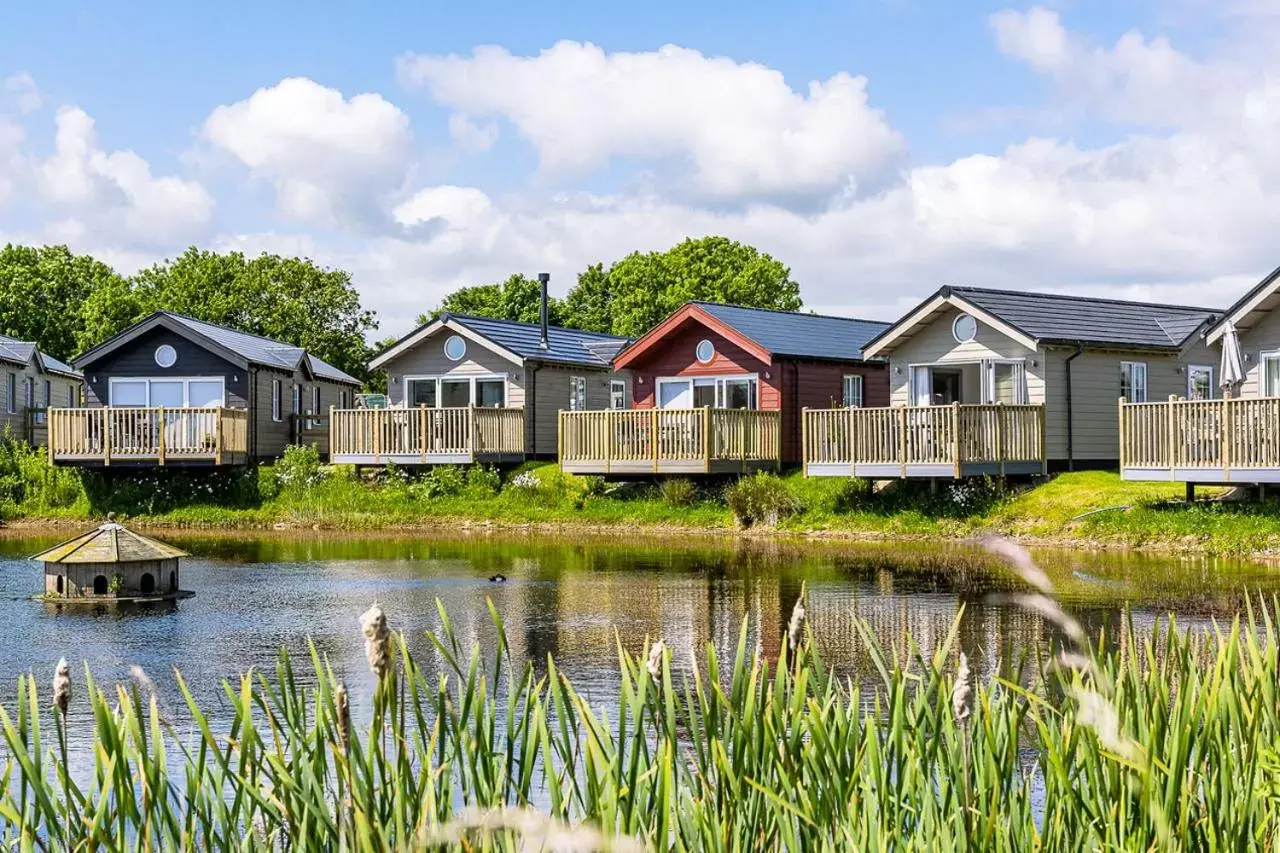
[646,640,665,681]
[360,602,391,678]
[787,594,807,651]
[951,652,971,725]
[52,658,70,716]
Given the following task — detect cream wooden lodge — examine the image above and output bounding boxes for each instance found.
[1120,266,1280,485]
[804,286,1220,479]
[332,277,631,466]
[0,333,82,448]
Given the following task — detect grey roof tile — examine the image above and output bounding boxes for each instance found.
[0,333,81,378]
[446,314,631,368]
[692,302,890,361]
[161,313,360,384]
[948,287,1219,349]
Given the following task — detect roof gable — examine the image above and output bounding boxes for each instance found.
[371,314,630,371]
[0,333,81,379]
[1206,265,1280,345]
[866,286,1219,357]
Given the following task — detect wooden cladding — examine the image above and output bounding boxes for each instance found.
[329,407,525,463]
[1120,397,1280,480]
[803,404,1046,477]
[48,407,249,465]
[558,408,782,474]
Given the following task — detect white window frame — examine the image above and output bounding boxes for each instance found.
[401,374,509,408]
[339,390,349,409]
[311,385,321,416]
[655,373,760,410]
[1262,351,1280,397]
[41,379,50,409]
[842,375,864,408]
[67,384,76,407]
[569,376,588,411]
[292,384,301,415]
[1120,361,1148,404]
[905,358,1029,406]
[108,376,227,407]
[5,373,13,414]
[1186,364,1214,401]
[271,379,282,421]
[610,380,627,410]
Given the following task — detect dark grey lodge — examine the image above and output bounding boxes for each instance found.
[49,312,360,466]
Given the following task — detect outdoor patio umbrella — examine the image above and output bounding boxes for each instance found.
[1220,320,1245,393]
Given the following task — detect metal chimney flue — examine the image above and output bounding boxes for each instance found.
[537,272,550,350]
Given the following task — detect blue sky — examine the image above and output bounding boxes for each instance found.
[0,0,1275,334]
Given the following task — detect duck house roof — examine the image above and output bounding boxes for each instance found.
[32,518,188,564]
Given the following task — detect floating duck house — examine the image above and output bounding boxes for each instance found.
[32,516,190,602]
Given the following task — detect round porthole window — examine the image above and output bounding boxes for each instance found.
[695,339,716,364]
[444,334,467,361]
[154,344,177,368]
[952,314,978,344]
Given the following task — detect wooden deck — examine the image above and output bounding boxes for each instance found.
[803,404,1046,478]
[1120,397,1280,483]
[558,408,781,475]
[48,407,250,466]
[329,407,525,465]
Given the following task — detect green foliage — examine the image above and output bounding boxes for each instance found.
[420,273,565,327]
[273,444,326,491]
[6,592,1280,848]
[658,477,698,508]
[562,236,802,336]
[0,245,123,362]
[409,465,467,500]
[724,471,801,527]
[465,464,502,497]
[0,432,86,514]
[77,248,377,383]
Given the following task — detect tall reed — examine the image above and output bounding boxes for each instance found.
[1,591,1278,848]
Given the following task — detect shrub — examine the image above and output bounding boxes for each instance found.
[410,466,467,500]
[274,444,325,491]
[659,477,698,508]
[724,472,801,528]
[0,433,86,513]
[580,475,608,497]
[464,465,502,497]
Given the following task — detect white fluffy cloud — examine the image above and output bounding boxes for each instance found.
[3,73,41,115]
[397,41,903,203]
[202,77,413,227]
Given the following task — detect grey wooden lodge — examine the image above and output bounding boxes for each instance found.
[32,515,190,602]
[50,312,360,466]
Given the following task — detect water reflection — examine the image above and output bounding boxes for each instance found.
[0,530,1274,755]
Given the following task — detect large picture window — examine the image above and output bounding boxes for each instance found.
[109,377,226,407]
[655,375,758,410]
[404,375,508,409]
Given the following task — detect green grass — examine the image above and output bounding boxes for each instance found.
[6,434,1280,554]
[6,589,1280,848]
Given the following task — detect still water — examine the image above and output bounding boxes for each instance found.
[1,530,1277,748]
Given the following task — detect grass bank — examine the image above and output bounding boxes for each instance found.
[3,439,1279,555]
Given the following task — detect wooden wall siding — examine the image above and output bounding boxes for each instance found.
[0,362,81,442]
[528,365,626,456]
[381,329,525,408]
[82,328,249,409]
[626,322,777,410]
[252,367,355,459]
[886,306,1042,406]
[1235,308,1280,398]
[779,361,889,463]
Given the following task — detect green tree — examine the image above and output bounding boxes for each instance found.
[562,236,801,337]
[77,248,378,383]
[418,274,564,327]
[0,245,124,361]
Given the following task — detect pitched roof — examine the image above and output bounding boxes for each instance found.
[1205,264,1280,345]
[76,312,360,385]
[372,313,631,370]
[866,286,1220,356]
[691,302,891,361]
[32,518,187,564]
[0,334,81,378]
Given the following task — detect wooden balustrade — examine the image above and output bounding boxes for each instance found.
[803,404,1046,478]
[47,407,249,465]
[559,408,781,474]
[1120,397,1280,482]
[328,407,525,464]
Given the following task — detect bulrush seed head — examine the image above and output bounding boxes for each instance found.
[951,652,971,725]
[52,658,70,716]
[646,640,665,681]
[360,602,391,678]
[787,595,807,651]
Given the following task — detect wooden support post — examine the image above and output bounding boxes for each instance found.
[1166,396,1177,472]
[373,409,382,464]
[329,406,336,459]
[1221,398,1231,478]
[994,402,1004,477]
[214,409,224,466]
[1185,482,1196,503]
[1118,398,1126,473]
[704,405,712,474]
[951,402,961,479]
[801,407,810,478]
[1038,404,1048,475]
[418,404,427,461]
[468,405,476,460]
[47,411,55,464]
[651,408,659,473]
[103,411,111,467]
[157,406,166,466]
[604,410,614,474]
[898,406,907,479]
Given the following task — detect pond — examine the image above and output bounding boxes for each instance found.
[1,529,1277,756]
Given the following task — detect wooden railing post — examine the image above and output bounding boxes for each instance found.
[47,411,55,464]
[898,406,907,478]
[103,410,111,467]
[802,408,809,477]
[1221,398,1232,477]
[157,406,166,466]
[214,409,224,465]
[993,402,1004,477]
[468,405,477,456]
[951,402,961,478]
[651,408,659,472]
[373,410,382,463]
[702,406,711,473]
[1166,395,1177,471]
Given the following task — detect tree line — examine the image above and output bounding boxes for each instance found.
[0,236,802,388]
